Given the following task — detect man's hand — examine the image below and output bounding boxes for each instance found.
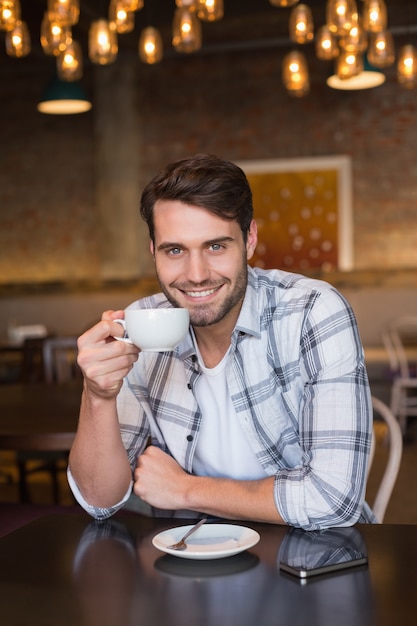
[133,446,191,510]
[77,310,140,400]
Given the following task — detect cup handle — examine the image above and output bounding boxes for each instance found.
[112,319,134,344]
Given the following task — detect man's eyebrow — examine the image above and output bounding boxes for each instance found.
[156,236,235,252]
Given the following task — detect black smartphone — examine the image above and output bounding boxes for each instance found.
[279,526,368,581]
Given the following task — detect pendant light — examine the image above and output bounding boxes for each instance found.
[139,26,163,64]
[362,0,387,33]
[89,18,118,65]
[47,0,79,27]
[57,39,83,81]
[108,0,135,34]
[397,44,417,89]
[5,19,30,57]
[327,53,385,89]
[172,5,202,53]
[367,29,395,68]
[289,3,314,44]
[40,11,71,56]
[37,76,92,114]
[0,0,20,31]
[326,0,358,36]
[282,50,309,97]
[315,25,339,60]
[197,0,223,22]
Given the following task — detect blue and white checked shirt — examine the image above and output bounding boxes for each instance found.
[70,266,376,529]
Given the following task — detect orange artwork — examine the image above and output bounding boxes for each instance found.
[239,156,353,273]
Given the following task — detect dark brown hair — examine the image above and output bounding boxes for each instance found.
[140,154,253,243]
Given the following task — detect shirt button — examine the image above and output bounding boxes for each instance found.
[186,435,193,442]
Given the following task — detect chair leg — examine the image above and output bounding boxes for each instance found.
[16,460,31,504]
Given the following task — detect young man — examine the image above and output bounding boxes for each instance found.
[68,154,376,529]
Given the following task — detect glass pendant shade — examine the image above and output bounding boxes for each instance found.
[289,4,314,44]
[40,11,72,56]
[339,19,367,53]
[108,1,135,34]
[38,76,92,114]
[336,50,363,79]
[197,0,223,22]
[115,0,144,10]
[362,0,387,33]
[139,26,163,64]
[397,45,417,89]
[367,30,395,68]
[326,0,358,36]
[57,40,83,81]
[269,0,299,6]
[315,25,339,60]
[89,19,118,65]
[172,7,202,53]
[5,19,30,57]
[0,0,20,31]
[47,0,79,27]
[282,50,309,97]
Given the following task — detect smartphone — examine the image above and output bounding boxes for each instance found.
[279,526,368,581]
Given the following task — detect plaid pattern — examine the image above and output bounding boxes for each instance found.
[81,267,375,529]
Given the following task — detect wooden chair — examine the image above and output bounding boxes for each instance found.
[16,336,80,504]
[368,396,403,523]
[382,316,417,434]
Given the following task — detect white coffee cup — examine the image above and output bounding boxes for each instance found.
[114,308,189,352]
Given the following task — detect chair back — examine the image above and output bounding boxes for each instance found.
[368,395,403,523]
[42,336,80,383]
[382,315,417,379]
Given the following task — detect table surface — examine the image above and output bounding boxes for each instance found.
[0,513,415,626]
[0,381,82,450]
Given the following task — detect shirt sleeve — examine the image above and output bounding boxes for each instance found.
[273,288,373,530]
[67,465,133,520]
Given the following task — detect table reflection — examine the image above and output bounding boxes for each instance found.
[72,519,375,626]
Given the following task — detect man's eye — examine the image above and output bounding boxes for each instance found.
[210,243,223,251]
[168,248,182,255]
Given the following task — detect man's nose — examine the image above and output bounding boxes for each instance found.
[186,252,210,284]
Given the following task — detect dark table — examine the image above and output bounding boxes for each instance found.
[0,512,416,626]
[0,381,82,451]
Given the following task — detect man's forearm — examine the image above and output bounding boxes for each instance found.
[182,474,285,524]
[69,387,132,508]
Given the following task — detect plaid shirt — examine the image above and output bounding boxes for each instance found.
[71,266,375,529]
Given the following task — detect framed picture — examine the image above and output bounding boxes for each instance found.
[238,156,353,272]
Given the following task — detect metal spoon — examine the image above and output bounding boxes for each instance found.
[168,517,208,551]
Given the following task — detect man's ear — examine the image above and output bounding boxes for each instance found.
[246,219,258,260]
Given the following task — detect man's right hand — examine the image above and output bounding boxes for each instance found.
[77,309,140,400]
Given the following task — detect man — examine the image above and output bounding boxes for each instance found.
[68,154,376,529]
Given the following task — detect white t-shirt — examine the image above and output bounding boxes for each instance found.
[192,343,267,480]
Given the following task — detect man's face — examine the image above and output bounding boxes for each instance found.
[150,200,257,328]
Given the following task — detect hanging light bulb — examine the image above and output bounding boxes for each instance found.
[139,26,163,64]
[282,50,309,97]
[326,0,358,36]
[89,19,118,65]
[362,0,387,33]
[335,49,363,79]
[40,11,72,56]
[367,30,395,68]
[172,6,202,53]
[57,39,83,81]
[197,0,223,22]
[108,0,135,34]
[315,25,339,60]
[0,0,20,31]
[5,19,30,57]
[397,44,417,90]
[289,4,314,44]
[118,0,144,10]
[339,18,367,53]
[47,0,79,27]
[269,0,299,6]
[327,51,385,89]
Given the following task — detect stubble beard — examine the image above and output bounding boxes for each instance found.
[156,256,249,328]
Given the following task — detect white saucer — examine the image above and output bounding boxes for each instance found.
[152,523,260,560]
